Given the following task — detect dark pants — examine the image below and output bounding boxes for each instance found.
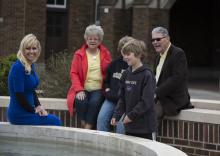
[75,90,104,128]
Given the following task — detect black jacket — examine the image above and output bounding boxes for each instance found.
[113,65,157,134]
[154,44,192,116]
[104,57,128,103]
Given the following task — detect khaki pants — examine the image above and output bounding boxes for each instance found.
[154,100,164,128]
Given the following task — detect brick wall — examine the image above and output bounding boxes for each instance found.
[100,7,132,59]
[0,0,46,61]
[99,0,117,5]
[132,6,169,65]
[0,0,171,66]
[67,0,96,54]
[157,119,220,156]
[24,0,46,61]
[0,0,23,56]
[99,7,114,55]
[99,6,170,62]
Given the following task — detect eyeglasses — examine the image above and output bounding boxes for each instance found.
[151,37,166,42]
[87,37,99,42]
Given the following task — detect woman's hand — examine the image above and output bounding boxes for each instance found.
[123,115,132,124]
[76,91,86,100]
[35,105,48,116]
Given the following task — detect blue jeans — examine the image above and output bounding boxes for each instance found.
[75,90,104,127]
[97,99,125,134]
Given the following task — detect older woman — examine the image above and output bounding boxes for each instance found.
[7,34,61,125]
[67,24,112,129]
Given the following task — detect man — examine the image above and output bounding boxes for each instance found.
[151,27,193,127]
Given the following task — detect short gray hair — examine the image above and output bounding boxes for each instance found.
[152,26,169,37]
[84,24,104,41]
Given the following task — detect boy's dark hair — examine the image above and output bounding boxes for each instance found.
[121,39,146,59]
[117,36,134,53]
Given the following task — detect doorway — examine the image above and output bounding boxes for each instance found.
[170,0,220,91]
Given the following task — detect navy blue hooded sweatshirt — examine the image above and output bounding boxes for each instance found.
[113,64,157,134]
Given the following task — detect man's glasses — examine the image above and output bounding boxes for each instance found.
[151,37,166,42]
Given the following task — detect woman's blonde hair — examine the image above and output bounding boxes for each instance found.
[17,34,41,74]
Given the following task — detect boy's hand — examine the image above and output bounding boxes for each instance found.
[110,118,117,126]
[105,88,110,92]
[123,115,132,124]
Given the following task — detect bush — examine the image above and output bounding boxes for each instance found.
[0,51,72,98]
[0,54,17,95]
[36,51,72,98]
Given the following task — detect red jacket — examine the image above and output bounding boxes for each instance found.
[67,44,112,116]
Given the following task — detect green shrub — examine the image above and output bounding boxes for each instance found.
[0,54,17,95]
[0,52,72,98]
[36,51,72,98]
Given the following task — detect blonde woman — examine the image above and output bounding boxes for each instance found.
[67,25,112,129]
[7,34,61,125]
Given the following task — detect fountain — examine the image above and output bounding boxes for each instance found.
[0,122,187,156]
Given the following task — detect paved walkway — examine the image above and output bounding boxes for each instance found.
[188,78,220,100]
[189,88,220,101]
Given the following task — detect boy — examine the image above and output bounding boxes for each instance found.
[97,36,133,133]
[111,39,157,139]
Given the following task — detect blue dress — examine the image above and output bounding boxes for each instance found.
[7,60,61,126]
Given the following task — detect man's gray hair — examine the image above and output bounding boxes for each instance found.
[152,27,169,37]
[84,24,104,41]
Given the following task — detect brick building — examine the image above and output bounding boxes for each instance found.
[1,1,220,155]
[0,0,220,74]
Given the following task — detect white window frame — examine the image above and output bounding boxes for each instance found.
[47,0,67,9]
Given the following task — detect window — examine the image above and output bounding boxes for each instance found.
[47,0,66,9]
[47,14,63,37]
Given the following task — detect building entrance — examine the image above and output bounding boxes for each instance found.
[170,0,220,68]
[169,0,220,91]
